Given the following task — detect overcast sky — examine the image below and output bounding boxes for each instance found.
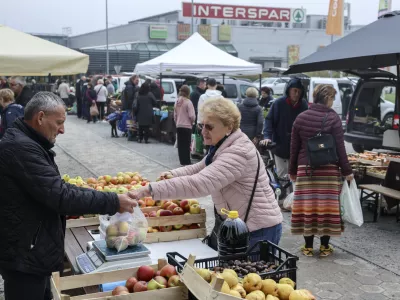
[1,0,398,35]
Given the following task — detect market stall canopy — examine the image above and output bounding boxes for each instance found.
[0,25,89,76]
[284,11,400,74]
[134,32,262,76]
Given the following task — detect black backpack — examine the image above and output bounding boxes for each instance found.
[306,113,338,175]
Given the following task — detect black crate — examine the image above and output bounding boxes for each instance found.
[167,240,299,283]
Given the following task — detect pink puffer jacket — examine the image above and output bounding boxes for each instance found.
[151,129,283,232]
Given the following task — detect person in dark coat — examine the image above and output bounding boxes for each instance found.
[238,87,263,142]
[136,83,156,144]
[85,83,98,123]
[75,76,86,118]
[190,79,206,117]
[259,86,274,109]
[216,84,228,98]
[81,78,90,120]
[289,84,353,257]
[262,78,308,177]
[0,92,137,300]
[0,77,9,89]
[0,89,24,139]
[150,81,162,101]
[10,76,32,107]
[122,75,139,111]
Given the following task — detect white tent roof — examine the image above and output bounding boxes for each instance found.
[134,33,262,76]
[0,25,89,76]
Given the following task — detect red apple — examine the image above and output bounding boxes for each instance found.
[180,200,190,212]
[181,225,190,230]
[144,197,155,207]
[149,211,157,218]
[144,213,149,218]
[189,224,200,229]
[154,276,168,287]
[160,264,178,279]
[173,207,185,215]
[159,210,173,217]
[110,177,118,185]
[189,204,201,214]
[138,200,146,208]
[168,275,181,287]
[125,277,138,292]
[160,225,173,232]
[162,201,172,210]
[133,281,148,293]
[130,180,138,185]
[112,286,129,296]
[171,199,181,205]
[167,203,178,212]
[86,177,97,184]
[137,266,155,282]
[141,182,147,186]
[132,175,140,182]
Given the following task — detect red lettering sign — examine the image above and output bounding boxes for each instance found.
[182,2,291,22]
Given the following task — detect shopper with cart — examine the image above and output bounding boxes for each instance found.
[289,85,353,257]
[131,97,283,250]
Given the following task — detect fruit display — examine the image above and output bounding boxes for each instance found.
[194,267,315,300]
[212,260,278,278]
[366,166,387,177]
[347,152,389,165]
[112,263,181,296]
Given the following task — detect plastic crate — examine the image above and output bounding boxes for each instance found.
[167,240,298,283]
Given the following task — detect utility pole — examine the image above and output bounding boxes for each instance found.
[191,0,194,34]
[106,0,109,75]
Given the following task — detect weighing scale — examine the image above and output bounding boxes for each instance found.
[76,240,152,274]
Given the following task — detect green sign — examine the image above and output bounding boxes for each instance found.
[291,9,306,24]
[149,25,168,39]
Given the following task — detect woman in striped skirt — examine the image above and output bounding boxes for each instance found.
[289,85,354,257]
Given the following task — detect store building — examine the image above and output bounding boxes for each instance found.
[67,2,363,74]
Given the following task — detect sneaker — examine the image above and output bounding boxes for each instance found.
[320,245,334,257]
[301,245,314,257]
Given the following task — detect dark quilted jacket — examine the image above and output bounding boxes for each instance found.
[238,97,263,140]
[289,103,352,176]
[0,119,120,276]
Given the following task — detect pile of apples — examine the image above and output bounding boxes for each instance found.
[111,264,181,296]
[144,199,202,233]
[195,268,315,300]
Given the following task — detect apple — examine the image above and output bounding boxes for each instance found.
[171,199,181,205]
[133,281,148,293]
[160,225,173,232]
[152,228,159,232]
[189,199,199,206]
[106,224,118,237]
[141,182,147,186]
[104,175,112,183]
[147,227,154,233]
[117,176,125,184]
[96,186,103,191]
[180,200,190,212]
[112,286,129,296]
[155,270,162,277]
[123,175,131,184]
[132,175,140,182]
[144,197,155,207]
[173,207,185,215]
[181,225,190,230]
[168,275,181,287]
[110,177,118,185]
[160,264,178,279]
[147,278,165,290]
[117,172,124,177]
[189,204,201,214]
[154,276,167,287]
[189,224,200,229]
[159,210,173,217]
[138,200,146,208]
[162,201,173,210]
[86,177,97,184]
[167,203,179,212]
[174,224,183,230]
[62,174,70,182]
[130,180,138,185]
[137,266,155,282]
[125,277,138,292]
[149,211,157,218]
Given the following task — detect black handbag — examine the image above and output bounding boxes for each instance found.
[306,113,338,175]
[203,153,261,250]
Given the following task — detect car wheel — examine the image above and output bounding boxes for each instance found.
[270,89,275,96]
[352,144,365,153]
[382,113,393,126]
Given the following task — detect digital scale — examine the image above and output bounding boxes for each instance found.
[76,240,152,274]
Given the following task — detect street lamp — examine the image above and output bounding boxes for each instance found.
[106,0,109,75]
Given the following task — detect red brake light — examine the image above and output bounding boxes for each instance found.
[393,114,399,130]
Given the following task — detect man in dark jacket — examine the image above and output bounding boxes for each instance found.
[0,92,137,300]
[10,76,33,107]
[262,78,308,177]
[122,75,139,111]
[238,87,263,141]
[190,78,206,117]
[75,76,86,118]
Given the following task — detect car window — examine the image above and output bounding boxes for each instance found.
[240,85,254,98]
[381,86,396,104]
[338,83,353,101]
[162,82,174,94]
[275,79,283,84]
[224,84,238,98]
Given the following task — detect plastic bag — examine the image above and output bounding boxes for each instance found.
[105,209,148,252]
[283,184,295,211]
[340,180,364,227]
[190,133,196,154]
[90,104,99,116]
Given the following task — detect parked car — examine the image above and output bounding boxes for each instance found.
[253,77,290,95]
[344,69,399,153]
[216,78,257,105]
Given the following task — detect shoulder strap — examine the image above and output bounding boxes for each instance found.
[244,152,260,223]
[319,113,329,134]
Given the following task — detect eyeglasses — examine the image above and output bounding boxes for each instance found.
[198,123,214,131]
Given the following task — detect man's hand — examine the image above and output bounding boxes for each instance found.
[289,174,297,182]
[128,186,151,201]
[260,139,271,146]
[117,194,138,214]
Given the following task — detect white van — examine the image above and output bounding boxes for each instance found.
[307,78,342,118]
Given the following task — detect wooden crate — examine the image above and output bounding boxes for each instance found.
[67,217,100,229]
[179,255,236,300]
[51,259,188,300]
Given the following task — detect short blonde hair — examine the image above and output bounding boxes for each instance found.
[246,87,259,98]
[201,97,241,131]
[97,79,104,85]
[313,84,337,105]
[0,89,15,105]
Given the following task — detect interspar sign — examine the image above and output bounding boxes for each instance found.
[182,2,305,23]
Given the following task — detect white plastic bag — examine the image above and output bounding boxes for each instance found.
[283,184,295,211]
[340,180,364,227]
[105,209,148,252]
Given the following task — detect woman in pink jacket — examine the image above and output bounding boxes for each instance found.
[131,97,283,249]
[174,85,196,166]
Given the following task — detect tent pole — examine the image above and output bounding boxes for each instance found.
[259,74,262,93]
[222,74,225,85]
[397,54,400,113]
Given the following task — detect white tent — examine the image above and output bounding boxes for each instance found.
[0,25,89,76]
[134,33,262,76]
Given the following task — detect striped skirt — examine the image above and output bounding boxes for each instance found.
[291,165,343,237]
